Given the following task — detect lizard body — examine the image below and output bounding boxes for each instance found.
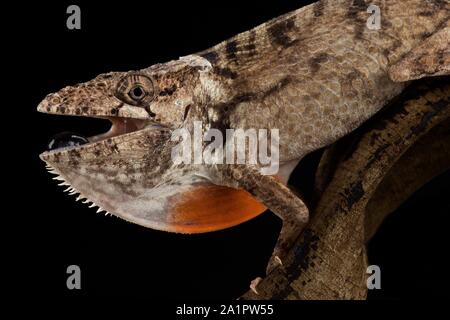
[198,0,448,161]
[38,0,450,279]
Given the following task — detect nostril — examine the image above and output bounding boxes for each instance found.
[47,132,89,151]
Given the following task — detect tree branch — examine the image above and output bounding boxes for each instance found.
[241,77,450,300]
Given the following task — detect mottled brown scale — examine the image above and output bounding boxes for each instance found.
[38,0,450,289]
[198,0,450,160]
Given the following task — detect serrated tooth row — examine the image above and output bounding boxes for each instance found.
[45,163,114,218]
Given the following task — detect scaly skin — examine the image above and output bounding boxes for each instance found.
[197,0,449,160]
[38,0,450,284]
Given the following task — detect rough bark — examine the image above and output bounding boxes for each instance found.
[241,77,450,300]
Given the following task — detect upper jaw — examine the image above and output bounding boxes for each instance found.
[37,97,150,120]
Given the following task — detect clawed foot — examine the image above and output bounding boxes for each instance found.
[249,255,284,295]
[249,277,263,294]
[266,254,283,275]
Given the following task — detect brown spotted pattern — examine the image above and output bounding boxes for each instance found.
[198,0,450,161]
[38,0,450,240]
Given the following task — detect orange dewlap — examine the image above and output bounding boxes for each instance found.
[168,184,267,233]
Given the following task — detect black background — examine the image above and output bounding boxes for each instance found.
[8,0,449,303]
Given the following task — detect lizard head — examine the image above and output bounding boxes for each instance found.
[38,55,217,130]
[38,56,265,233]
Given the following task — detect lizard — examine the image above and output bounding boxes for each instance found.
[38,0,450,291]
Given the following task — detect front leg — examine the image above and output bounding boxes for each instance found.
[212,164,309,274]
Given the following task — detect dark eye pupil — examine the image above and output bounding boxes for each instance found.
[131,86,145,99]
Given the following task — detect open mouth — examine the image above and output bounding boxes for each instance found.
[40,113,161,155]
[37,102,170,216]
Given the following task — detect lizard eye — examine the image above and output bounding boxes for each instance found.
[115,73,155,106]
[129,85,146,101]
